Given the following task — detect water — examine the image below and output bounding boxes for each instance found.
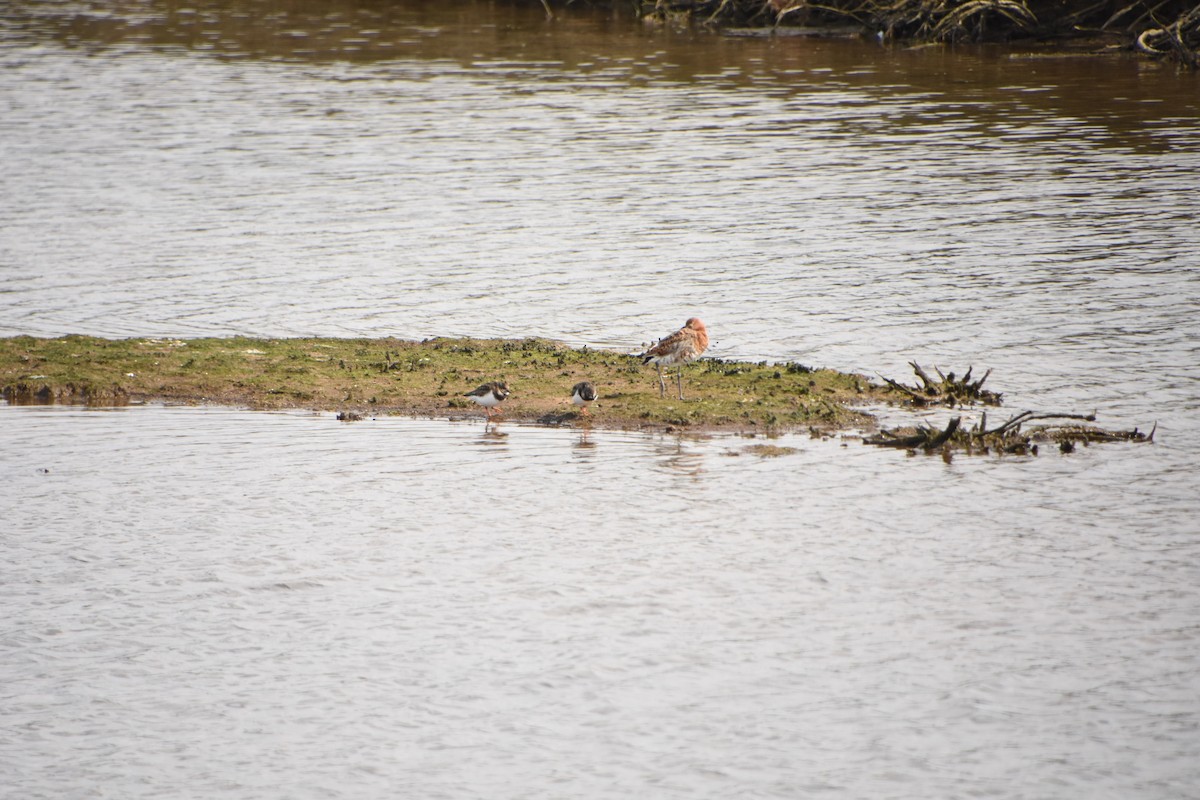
[5,405,1198,798]
[2,2,1199,798]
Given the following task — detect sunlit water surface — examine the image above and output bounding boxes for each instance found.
[2,1,1199,798]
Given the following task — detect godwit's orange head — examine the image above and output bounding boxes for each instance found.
[684,317,706,331]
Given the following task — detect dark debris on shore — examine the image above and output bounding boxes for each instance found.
[869,362,1156,458]
[864,410,1155,459]
[535,0,1200,68]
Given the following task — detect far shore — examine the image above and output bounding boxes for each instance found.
[609,0,1199,69]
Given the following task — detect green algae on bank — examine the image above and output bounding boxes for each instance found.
[0,335,889,432]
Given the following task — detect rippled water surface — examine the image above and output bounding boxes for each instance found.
[2,1,1199,798]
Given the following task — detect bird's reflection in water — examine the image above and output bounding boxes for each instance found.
[573,428,597,454]
[479,421,508,446]
[657,438,706,479]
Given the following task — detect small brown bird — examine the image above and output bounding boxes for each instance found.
[463,381,510,419]
[639,317,709,400]
[571,381,598,415]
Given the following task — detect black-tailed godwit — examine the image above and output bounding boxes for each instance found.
[639,317,709,400]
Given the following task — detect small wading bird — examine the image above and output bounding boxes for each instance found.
[464,381,510,419]
[571,381,598,416]
[639,317,709,400]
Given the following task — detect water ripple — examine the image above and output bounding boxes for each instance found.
[3,3,1200,798]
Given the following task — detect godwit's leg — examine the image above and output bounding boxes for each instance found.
[677,365,685,400]
[657,364,666,398]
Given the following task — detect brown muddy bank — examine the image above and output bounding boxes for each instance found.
[543,0,1200,67]
[0,335,886,434]
[2,337,1155,456]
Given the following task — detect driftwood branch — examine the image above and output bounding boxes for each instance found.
[864,415,961,450]
[979,410,1097,437]
[867,409,1154,457]
[869,363,1153,458]
[879,361,1001,407]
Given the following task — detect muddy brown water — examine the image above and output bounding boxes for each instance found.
[2,2,1199,798]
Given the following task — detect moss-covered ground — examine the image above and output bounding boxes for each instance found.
[0,335,889,433]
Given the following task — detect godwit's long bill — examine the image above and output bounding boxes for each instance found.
[639,317,709,400]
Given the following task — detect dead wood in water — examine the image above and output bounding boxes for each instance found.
[616,0,1200,68]
[879,362,1002,408]
[868,362,1154,456]
[865,410,1156,457]
[1131,4,1200,68]
[865,415,963,450]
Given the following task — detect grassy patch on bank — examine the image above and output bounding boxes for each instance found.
[0,335,889,432]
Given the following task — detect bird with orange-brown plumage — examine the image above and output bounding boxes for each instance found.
[639,317,709,400]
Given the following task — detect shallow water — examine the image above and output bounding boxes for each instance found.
[2,1,1200,798]
[4,405,1199,799]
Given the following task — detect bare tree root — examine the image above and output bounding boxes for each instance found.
[867,363,1154,457]
[879,361,1001,408]
[865,410,1155,457]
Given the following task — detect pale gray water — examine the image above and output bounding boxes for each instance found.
[3,405,1198,799]
[2,1,1200,798]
